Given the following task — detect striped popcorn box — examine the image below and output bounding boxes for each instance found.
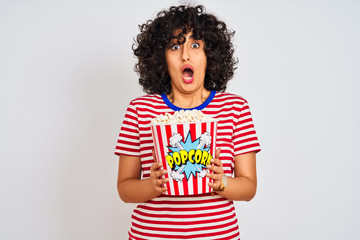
[151,121,217,195]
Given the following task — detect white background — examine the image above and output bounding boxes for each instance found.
[1,0,359,239]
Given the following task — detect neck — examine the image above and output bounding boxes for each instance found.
[168,88,211,109]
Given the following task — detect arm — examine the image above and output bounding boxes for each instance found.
[117,153,169,203]
[207,149,257,201]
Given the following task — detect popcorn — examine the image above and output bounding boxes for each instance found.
[151,110,214,124]
[150,109,217,195]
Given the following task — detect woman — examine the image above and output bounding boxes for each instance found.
[115,5,261,240]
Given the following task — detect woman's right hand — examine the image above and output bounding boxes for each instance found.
[150,162,169,194]
[150,149,169,194]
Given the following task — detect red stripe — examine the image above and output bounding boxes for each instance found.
[234,129,257,138]
[155,125,171,193]
[234,136,259,145]
[128,231,147,240]
[210,121,216,192]
[137,107,170,115]
[215,231,240,240]
[203,112,238,118]
[235,143,260,152]
[120,127,138,134]
[130,224,239,239]
[118,132,139,140]
[165,125,179,195]
[201,122,207,193]
[135,102,168,109]
[177,124,188,195]
[132,209,236,223]
[115,146,139,153]
[146,197,225,205]
[201,122,207,134]
[116,139,139,146]
[207,105,243,113]
[138,126,152,132]
[123,114,138,122]
[131,218,237,233]
[139,138,153,144]
[217,125,233,130]
[189,123,196,142]
[138,202,231,212]
[151,126,158,162]
[189,123,198,195]
[237,118,253,126]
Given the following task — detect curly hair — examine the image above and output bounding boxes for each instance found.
[133,5,237,95]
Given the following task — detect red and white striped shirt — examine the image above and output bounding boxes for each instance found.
[115,91,261,240]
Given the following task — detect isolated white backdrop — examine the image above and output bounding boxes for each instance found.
[1,0,359,239]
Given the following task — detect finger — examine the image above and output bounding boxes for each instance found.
[152,169,168,178]
[157,169,169,178]
[210,157,223,167]
[154,185,167,192]
[208,182,220,189]
[150,162,163,171]
[206,172,223,181]
[215,148,221,159]
[154,185,168,193]
[150,163,160,178]
[155,178,169,186]
[206,164,222,174]
[150,162,159,170]
[152,148,158,163]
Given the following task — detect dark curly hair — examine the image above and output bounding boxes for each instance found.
[133,5,237,95]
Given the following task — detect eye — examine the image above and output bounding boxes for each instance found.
[192,43,200,48]
[171,44,181,50]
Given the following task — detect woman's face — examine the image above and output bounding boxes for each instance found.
[165,30,207,95]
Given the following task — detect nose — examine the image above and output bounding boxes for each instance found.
[182,46,190,62]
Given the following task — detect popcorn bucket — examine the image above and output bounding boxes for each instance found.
[151,121,217,196]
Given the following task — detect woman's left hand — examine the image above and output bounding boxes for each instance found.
[206,148,224,191]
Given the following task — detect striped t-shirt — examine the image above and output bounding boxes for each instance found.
[115,91,261,240]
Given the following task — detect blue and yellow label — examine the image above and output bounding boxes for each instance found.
[166,131,212,181]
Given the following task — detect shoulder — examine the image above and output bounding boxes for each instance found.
[213,91,249,107]
[129,94,163,107]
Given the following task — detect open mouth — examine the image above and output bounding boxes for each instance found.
[182,65,194,83]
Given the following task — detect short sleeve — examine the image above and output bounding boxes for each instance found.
[233,100,261,156]
[114,101,141,157]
